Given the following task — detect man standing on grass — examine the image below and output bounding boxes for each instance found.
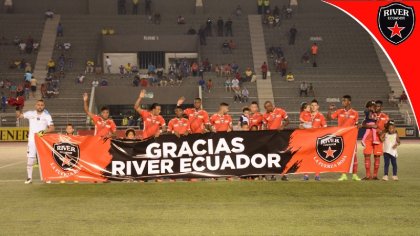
[83,93,116,138]
[16,99,54,184]
[362,100,389,180]
[327,95,361,181]
[168,106,191,138]
[134,89,166,139]
[263,101,289,181]
[249,101,264,130]
[210,103,232,133]
[177,97,210,134]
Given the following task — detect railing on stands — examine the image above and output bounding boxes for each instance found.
[1,113,87,128]
[87,86,96,125]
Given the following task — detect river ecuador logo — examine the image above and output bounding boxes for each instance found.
[316,135,344,163]
[378,2,415,45]
[52,143,80,171]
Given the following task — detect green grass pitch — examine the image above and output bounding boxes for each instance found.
[0,142,419,235]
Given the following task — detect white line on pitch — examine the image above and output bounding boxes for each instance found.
[0,180,23,182]
[0,161,26,169]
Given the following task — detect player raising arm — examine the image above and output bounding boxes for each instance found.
[134,89,166,139]
[177,97,211,134]
[83,93,116,138]
[16,99,54,184]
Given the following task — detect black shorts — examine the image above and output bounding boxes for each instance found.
[31,86,36,92]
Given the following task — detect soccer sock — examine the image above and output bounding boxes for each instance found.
[373,157,380,177]
[364,157,371,177]
[352,155,358,174]
[27,157,35,179]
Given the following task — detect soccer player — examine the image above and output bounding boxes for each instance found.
[177,97,210,134]
[303,99,327,181]
[210,103,233,132]
[16,99,54,184]
[362,100,389,180]
[249,101,264,130]
[327,95,361,181]
[65,123,75,135]
[83,93,116,138]
[168,106,191,137]
[134,89,166,139]
[263,101,289,181]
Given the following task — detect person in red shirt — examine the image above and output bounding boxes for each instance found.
[362,100,389,180]
[83,93,116,138]
[327,95,361,181]
[263,101,289,131]
[299,102,312,129]
[263,101,289,181]
[210,103,232,132]
[177,97,210,134]
[134,90,166,139]
[261,61,268,80]
[168,106,191,137]
[249,101,264,130]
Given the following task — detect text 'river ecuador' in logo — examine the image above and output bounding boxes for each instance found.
[316,135,344,163]
[52,143,80,171]
[378,2,415,45]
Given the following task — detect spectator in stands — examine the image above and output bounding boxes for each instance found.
[57,23,64,37]
[16,84,24,97]
[132,76,140,87]
[46,82,54,98]
[236,5,242,17]
[105,56,112,74]
[388,90,398,106]
[125,63,132,75]
[301,51,310,63]
[286,5,293,18]
[289,25,297,45]
[286,72,295,82]
[232,77,240,90]
[1,92,6,112]
[257,0,263,14]
[92,79,99,87]
[214,64,221,77]
[261,62,268,79]
[176,73,183,86]
[156,65,164,79]
[46,59,56,74]
[100,78,108,87]
[198,27,206,45]
[299,82,308,97]
[30,76,37,98]
[311,43,319,66]
[263,0,270,14]
[233,87,242,103]
[177,16,185,24]
[140,78,148,87]
[228,39,236,51]
[24,82,30,100]
[33,42,39,52]
[62,42,71,51]
[76,74,85,84]
[45,9,54,19]
[24,63,32,72]
[223,64,232,76]
[224,77,232,92]
[145,0,152,15]
[24,71,32,82]
[244,67,253,82]
[198,77,206,91]
[85,60,94,74]
[132,0,139,14]
[205,18,213,36]
[399,91,408,104]
[242,87,249,103]
[160,76,168,87]
[225,18,233,36]
[207,79,213,93]
[217,17,224,37]
[279,57,288,77]
[40,83,46,98]
[222,40,231,54]
[147,62,156,74]
[231,62,239,74]
[4,0,13,13]
[191,62,199,76]
[153,12,161,24]
[18,41,26,54]
[118,0,126,15]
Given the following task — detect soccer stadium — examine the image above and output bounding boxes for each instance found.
[0,0,419,235]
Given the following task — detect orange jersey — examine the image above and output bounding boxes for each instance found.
[376,112,390,131]
[330,108,359,127]
[249,112,264,130]
[184,108,210,134]
[311,112,327,128]
[139,110,165,139]
[92,115,116,137]
[210,114,232,132]
[168,117,191,135]
[300,111,312,123]
[263,108,288,130]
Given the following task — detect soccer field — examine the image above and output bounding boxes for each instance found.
[0,142,419,235]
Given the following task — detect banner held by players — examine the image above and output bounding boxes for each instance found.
[35,127,358,182]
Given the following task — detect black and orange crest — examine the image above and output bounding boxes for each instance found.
[316,135,344,163]
[52,143,80,171]
[378,2,415,45]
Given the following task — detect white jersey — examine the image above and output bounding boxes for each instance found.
[23,110,54,142]
[384,133,398,157]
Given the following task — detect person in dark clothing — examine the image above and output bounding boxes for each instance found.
[118,0,126,15]
[225,18,233,37]
[132,0,139,14]
[217,17,224,37]
[289,26,297,45]
[205,18,213,36]
[198,27,206,45]
[145,0,152,15]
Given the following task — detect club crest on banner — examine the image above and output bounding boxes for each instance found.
[316,135,344,163]
[52,143,80,171]
[378,2,415,45]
